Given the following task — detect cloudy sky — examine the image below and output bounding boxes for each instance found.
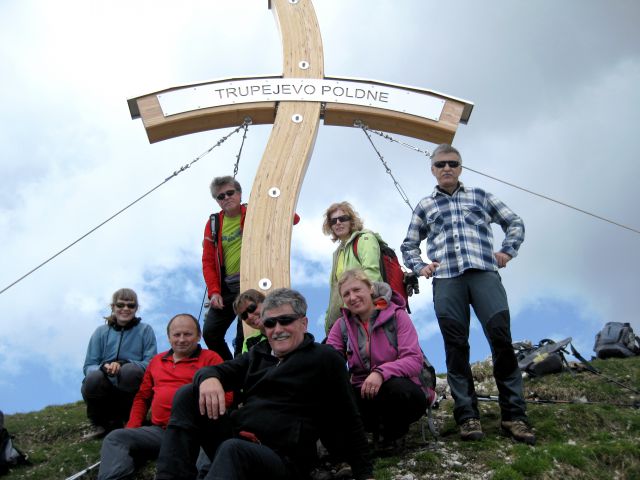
[1,0,639,414]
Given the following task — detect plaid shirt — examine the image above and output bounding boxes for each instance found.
[401,184,524,279]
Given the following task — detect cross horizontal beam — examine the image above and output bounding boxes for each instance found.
[127,0,473,317]
[128,74,473,144]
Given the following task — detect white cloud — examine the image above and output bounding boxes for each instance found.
[1,0,639,413]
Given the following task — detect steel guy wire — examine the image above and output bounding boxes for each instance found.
[0,120,251,297]
[359,123,640,235]
[355,121,414,212]
[233,117,252,178]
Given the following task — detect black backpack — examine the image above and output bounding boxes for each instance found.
[594,322,640,359]
[513,338,572,377]
[0,416,28,476]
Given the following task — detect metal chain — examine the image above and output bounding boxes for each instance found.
[233,117,252,178]
[355,121,414,211]
[200,116,252,318]
[165,119,250,182]
[362,123,432,158]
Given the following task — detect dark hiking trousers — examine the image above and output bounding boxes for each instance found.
[81,363,144,428]
[433,269,527,424]
[203,289,243,360]
[354,377,427,442]
[155,384,293,480]
[97,425,164,479]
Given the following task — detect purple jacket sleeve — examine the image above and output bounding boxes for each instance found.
[375,309,422,381]
[326,317,346,355]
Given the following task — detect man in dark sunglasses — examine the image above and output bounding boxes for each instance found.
[401,144,535,445]
[202,175,245,361]
[155,288,374,480]
[202,176,300,361]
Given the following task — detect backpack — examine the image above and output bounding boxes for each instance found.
[513,338,571,377]
[594,322,640,359]
[338,313,436,397]
[352,233,418,312]
[0,426,28,476]
[209,213,221,247]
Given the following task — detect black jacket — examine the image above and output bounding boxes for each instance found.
[194,333,373,479]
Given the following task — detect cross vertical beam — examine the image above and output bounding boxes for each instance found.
[240,0,324,293]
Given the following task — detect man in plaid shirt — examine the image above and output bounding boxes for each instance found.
[401,144,535,445]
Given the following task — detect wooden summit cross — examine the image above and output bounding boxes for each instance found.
[127,0,473,298]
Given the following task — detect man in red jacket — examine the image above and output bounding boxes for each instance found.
[202,175,246,360]
[202,175,299,360]
[96,314,231,480]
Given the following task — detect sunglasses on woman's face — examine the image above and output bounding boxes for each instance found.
[262,314,302,329]
[330,215,351,226]
[240,303,258,320]
[115,302,137,309]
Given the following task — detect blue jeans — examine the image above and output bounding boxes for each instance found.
[433,270,526,423]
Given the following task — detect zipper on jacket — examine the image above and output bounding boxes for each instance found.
[115,328,124,361]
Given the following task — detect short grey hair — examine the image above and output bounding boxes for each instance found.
[210,176,242,198]
[431,144,462,164]
[261,288,307,317]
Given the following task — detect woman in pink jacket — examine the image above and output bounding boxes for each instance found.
[327,268,429,447]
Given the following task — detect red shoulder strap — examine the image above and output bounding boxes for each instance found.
[352,234,361,261]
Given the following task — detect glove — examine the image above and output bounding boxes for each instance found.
[404,272,420,296]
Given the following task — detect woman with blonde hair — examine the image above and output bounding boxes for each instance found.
[81,288,157,439]
[322,202,384,334]
[326,269,430,448]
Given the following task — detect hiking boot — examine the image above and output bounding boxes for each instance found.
[501,420,536,445]
[309,468,333,480]
[82,424,106,440]
[334,462,353,479]
[374,435,406,456]
[459,418,484,441]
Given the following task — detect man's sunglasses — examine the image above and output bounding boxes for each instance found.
[262,314,303,329]
[330,215,351,226]
[115,302,137,309]
[432,161,461,169]
[215,189,237,201]
[240,303,258,321]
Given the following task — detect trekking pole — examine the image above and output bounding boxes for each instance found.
[583,369,640,395]
[477,394,639,409]
[569,344,640,395]
[65,461,100,480]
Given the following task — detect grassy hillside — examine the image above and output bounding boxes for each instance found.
[4,356,639,480]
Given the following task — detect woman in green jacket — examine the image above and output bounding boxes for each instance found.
[322,201,383,334]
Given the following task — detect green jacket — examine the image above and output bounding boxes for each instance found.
[242,330,267,353]
[324,229,383,334]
